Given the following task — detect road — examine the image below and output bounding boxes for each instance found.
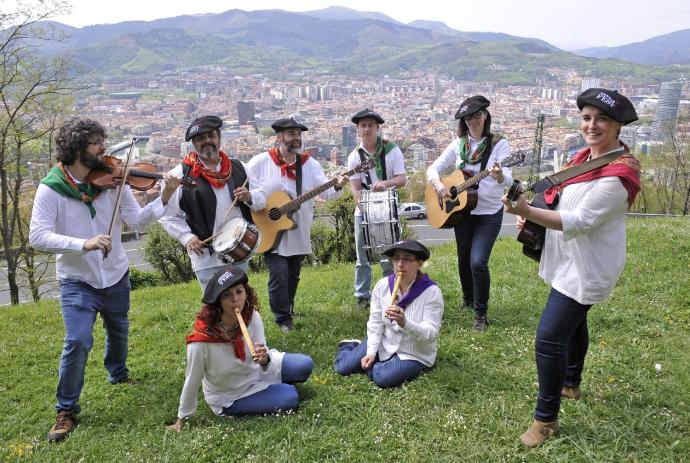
[1,215,518,306]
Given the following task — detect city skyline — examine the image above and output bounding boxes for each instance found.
[32,0,690,49]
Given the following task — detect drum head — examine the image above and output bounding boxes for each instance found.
[213,218,247,253]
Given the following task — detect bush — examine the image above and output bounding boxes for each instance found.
[128,267,163,290]
[142,223,195,284]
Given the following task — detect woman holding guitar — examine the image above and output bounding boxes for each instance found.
[502,89,641,447]
[426,96,513,331]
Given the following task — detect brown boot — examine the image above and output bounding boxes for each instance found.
[47,410,77,442]
[561,386,582,400]
[520,419,559,447]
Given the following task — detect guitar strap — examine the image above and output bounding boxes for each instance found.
[296,153,302,196]
[530,146,625,193]
[479,134,494,172]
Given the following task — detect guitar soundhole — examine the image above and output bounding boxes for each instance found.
[268,208,282,221]
[449,186,458,199]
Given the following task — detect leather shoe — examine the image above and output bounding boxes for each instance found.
[47,410,77,442]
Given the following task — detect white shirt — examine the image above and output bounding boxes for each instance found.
[29,182,167,289]
[158,162,266,272]
[247,152,341,256]
[347,143,406,217]
[176,311,285,418]
[366,276,444,367]
[540,177,629,305]
[427,136,513,215]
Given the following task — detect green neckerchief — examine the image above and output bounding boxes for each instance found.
[456,133,504,170]
[40,164,101,218]
[369,137,397,180]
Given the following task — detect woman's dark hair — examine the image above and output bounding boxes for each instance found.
[196,282,260,328]
[457,110,492,139]
[55,119,107,165]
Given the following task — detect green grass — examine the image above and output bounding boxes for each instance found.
[1,218,688,462]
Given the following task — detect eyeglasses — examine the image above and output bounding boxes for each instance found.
[464,111,484,121]
[391,255,417,263]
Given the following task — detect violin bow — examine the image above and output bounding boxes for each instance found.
[103,137,137,259]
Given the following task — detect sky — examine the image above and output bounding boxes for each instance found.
[8,0,690,49]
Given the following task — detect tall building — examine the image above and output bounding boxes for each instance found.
[581,78,600,92]
[342,125,358,154]
[237,101,255,126]
[652,82,682,141]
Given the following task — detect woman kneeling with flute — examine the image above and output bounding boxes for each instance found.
[169,266,313,431]
[335,240,444,388]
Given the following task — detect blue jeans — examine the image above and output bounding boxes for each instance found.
[334,338,427,388]
[453,208,503,314]
[264,253,305,325]
[534,288,592,422]
[195,261,248,292]
[354,214,393,299]
[221,353,313,416]
[56,272,131,413]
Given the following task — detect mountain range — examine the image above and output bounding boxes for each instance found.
[34,7,688,82]
[575,29,690,66]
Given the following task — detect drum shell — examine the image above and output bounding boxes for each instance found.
[213,218,261,264]
[359,189,401,262]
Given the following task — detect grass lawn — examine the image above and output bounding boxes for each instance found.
[1,217,688,462]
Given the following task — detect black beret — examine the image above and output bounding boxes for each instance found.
[202,265,249,305]
[454,95,491,120]
[576,88,638,125]
[185,115,222,141]
[271,117,308,133]
[382,240,431,261]
[351,108,385,125]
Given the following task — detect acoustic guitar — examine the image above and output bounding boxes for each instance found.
[424,152,524,229]
[506,181,550,262]
[252,157,376,253]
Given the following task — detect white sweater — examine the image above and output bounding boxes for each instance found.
[366,277,444,367]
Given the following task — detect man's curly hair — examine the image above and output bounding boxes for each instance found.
[55,119,107,165]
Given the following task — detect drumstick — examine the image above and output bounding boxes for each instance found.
[201,178,249,245]
[234,307,256,356]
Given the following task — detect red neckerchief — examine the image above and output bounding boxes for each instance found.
[544,143,641,207]
[181,151,232,188]
[185,309,253,362]
[268,147,309,180]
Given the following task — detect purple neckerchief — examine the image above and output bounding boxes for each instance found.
[387,272,436,309]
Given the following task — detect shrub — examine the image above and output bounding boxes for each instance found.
[142,223,195,284]
[128,267,163,290]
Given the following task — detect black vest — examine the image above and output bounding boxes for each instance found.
[179,159,253,241]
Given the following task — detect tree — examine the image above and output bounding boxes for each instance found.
[1,0,77,304]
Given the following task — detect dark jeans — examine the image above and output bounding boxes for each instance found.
[56,271,131,413]
[534,288,592,422]
[453,208,503,314]
[264,253,305,325]
[334,338,427,388]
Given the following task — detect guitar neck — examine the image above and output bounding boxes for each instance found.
[279,164,359,214]
[457,170,491,192]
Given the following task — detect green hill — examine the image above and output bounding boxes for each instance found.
[1,218,688,461]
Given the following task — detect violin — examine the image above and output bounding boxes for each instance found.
[86,155,195,191]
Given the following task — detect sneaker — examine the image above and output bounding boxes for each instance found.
[561,385,582,400]
[520,419,560,447]
[47,410,77,442]
[473,314,489,331]
[337,339,362,349]
[278,320,294,332]
[356,297,370,309]
[112,376,139,385]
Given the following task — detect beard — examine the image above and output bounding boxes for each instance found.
[286,141,303,155]
[198,143,219,161]
[80,151,109,171]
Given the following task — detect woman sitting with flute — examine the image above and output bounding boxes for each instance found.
[335,240,444,388]
[168,266,313,431]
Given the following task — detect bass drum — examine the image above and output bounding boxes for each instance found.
[360,189,401,262]
[213,217,261,265]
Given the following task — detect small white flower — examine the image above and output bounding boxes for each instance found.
[655,363,662,373]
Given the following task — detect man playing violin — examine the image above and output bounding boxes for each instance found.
[29,118,181,443]
[159,115,267,290]
[247,118,347,332]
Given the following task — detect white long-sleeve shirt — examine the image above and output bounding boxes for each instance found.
[247,152,341,256]
[347,143,406,217]
[366,277,444,367]
[158,163,266,272]
[540,177,630,305]
[29,182,167,289]
[426,136,512,215]
[176,311,285,418]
